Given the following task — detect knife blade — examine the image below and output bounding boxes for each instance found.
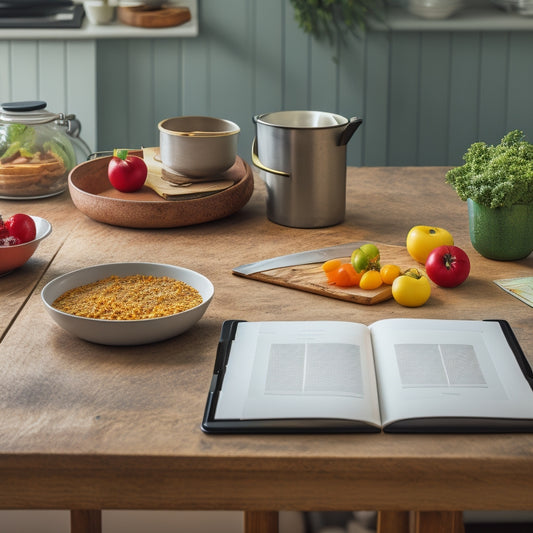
[233,242,362,276]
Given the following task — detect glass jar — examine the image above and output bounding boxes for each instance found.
[0,100,91,199]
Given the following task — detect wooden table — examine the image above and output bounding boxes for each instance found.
[1,167,532,533]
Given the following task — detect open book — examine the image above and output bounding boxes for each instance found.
[201,319,533,434]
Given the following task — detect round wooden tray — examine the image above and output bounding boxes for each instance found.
[117,6,191,28]
[68,153,254,229]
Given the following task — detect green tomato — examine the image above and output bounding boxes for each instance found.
[351,248,369,273]
[351,243,381,273]
[360,243,380,262]
[391,269,431,307]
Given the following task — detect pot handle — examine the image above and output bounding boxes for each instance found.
[337,117,363,146]
[251,137,290,178]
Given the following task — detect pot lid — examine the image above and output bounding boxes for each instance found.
[0,100,66,125]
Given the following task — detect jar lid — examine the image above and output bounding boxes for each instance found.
[0,100,63,125]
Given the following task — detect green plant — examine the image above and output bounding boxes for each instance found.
[289,0,386,42]
[446,130,533,208]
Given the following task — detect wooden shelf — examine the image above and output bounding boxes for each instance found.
[373,4,533,31]
[0,0,197,40]
[2,1,533,39]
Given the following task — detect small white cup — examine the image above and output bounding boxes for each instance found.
[83,1,116,25]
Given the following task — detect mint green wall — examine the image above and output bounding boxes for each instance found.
[96,0,533,167]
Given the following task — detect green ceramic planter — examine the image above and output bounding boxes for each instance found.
[467,199,533,261]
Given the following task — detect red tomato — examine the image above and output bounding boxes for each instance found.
[107,149,147,192]
[425,245,470,288]
[4,213,36,243]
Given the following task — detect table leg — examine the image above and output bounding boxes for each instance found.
[244,511,279,533]
[412,511,464,533]
[377,511,410,533]
[70,510,102,533]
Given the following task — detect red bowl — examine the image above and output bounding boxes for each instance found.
[0,216,52,275]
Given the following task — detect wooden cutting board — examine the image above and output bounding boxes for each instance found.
[117,5,191,28]
[233,243,420,305]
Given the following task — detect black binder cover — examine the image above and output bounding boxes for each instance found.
[201,319,533,435]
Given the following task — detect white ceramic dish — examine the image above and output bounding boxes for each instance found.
[408,0,462,18]
[41,262,214,345]
[0,216,52,276]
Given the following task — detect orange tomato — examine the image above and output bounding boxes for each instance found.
[359,270,383,290]
[330,263,362,287]
[380,264,401,285]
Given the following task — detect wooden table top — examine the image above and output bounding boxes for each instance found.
[0,166,532,514]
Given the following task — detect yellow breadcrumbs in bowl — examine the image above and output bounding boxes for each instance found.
[41,263,214,345]
[52,274,203,320]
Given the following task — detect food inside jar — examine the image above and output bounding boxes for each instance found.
[0,123,76,198]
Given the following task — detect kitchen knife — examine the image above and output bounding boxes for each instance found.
[233,242,362,276]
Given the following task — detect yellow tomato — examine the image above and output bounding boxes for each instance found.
[322,258,342,283]
[406,225,454,264]
[359,270,383,290]
[380,264,401,285]
[322,259,342,272]
[391,269,431,307]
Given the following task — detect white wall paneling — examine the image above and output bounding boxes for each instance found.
[93,2,533,166]
[0,39,97,153]
[2,2,533,166]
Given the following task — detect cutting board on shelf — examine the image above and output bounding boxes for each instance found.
[117,5,191,28]
[233,243,418,305]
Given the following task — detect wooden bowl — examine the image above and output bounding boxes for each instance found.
[68,152,254,229]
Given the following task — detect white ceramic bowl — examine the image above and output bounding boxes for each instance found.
[408,0,462,18]
[0,216,52,275]
[41,262,214,345]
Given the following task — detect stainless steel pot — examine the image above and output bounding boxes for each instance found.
[252,110,363,228]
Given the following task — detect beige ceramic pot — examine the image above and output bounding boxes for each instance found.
[158,116,240,177]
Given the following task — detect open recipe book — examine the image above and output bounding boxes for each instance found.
[201,319,533,434]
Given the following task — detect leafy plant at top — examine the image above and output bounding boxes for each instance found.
[445,130,533,208]
[289,0,386,43]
